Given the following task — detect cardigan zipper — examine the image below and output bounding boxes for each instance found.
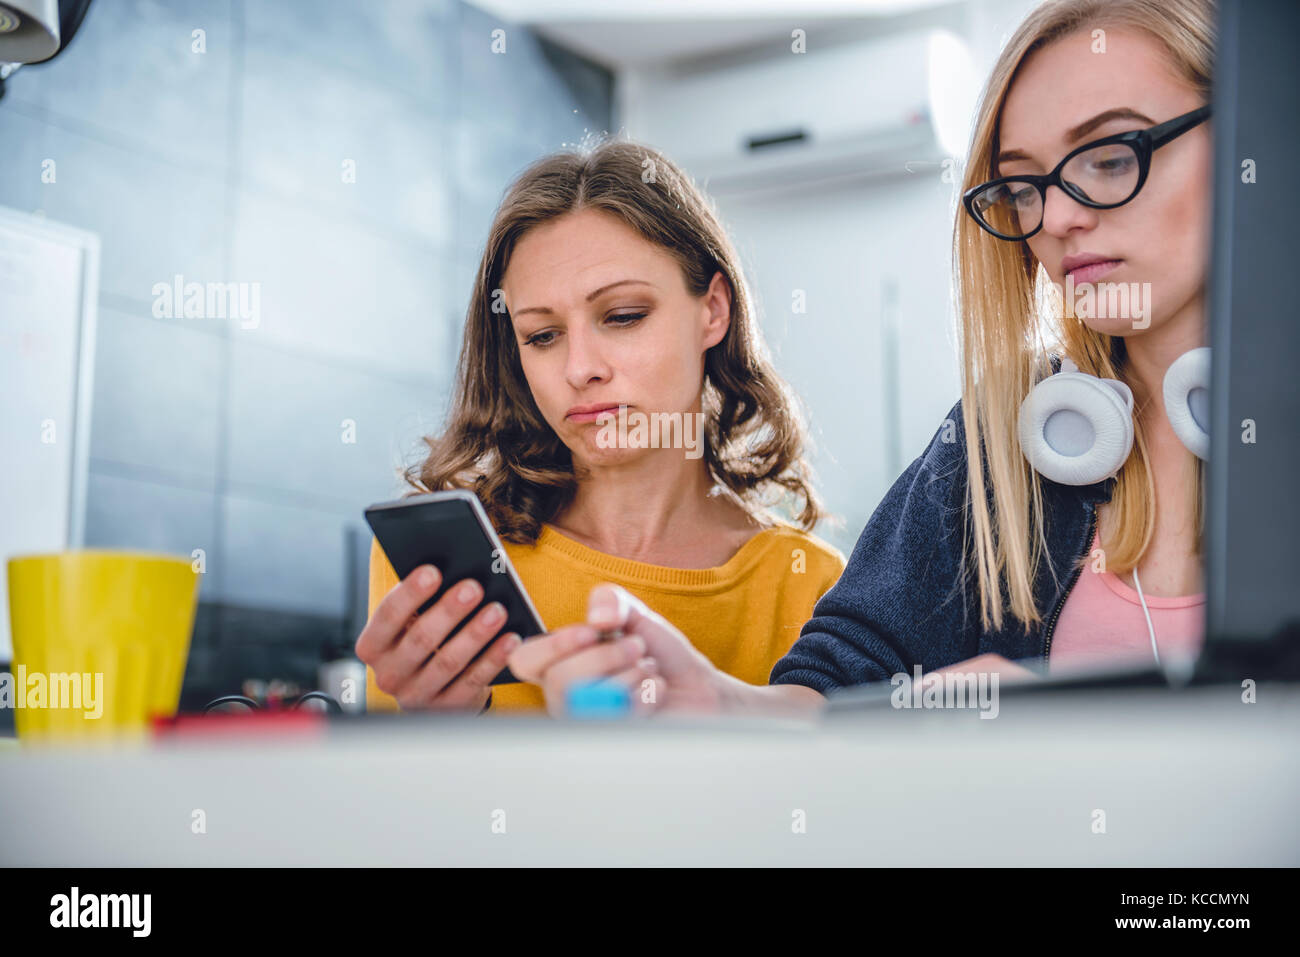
[1041,502,1099,661]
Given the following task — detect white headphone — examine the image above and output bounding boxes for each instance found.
[1019,347,1210,669]
[1018,347,1210,486]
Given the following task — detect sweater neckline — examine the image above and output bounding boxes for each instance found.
[1087,532,1206,607]
[533,523,786,589]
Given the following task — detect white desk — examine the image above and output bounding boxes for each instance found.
[2,683,1297,865]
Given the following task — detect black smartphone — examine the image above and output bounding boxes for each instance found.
[363,490,546,685]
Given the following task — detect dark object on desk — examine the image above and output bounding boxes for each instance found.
[1199,0,1300,682]
[825,660,1173,714]
[204,691,342,715]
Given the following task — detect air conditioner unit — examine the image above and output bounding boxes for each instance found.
[626,30,977,195]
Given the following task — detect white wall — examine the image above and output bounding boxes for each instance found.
[714,177,959,552]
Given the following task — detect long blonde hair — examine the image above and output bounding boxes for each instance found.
[954,0,1214,632]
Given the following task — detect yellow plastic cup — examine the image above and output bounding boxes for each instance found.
[7,550,199,742]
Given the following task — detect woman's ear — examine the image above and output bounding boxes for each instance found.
[701,271,732,349]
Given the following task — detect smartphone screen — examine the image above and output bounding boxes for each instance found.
[364,491,545,685]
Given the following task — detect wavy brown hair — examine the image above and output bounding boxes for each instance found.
[403,138,824,545]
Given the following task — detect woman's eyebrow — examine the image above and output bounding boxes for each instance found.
[1064,107,1156,143]
[996,107,1158,164]
[585,278,655,301]
[512,279,655,318]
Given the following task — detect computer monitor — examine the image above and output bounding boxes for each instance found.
[1199,0,1300,680]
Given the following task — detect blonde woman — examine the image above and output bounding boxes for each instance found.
[512,0,1215,712]
[357,139,844,715]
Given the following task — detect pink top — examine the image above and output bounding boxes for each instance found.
[1049,533,1205,674]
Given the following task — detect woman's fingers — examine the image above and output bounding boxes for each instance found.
[606,658,663,715]
[585,584,699,678]
[399,600,509,705]
[355,564,442,662]
[507,623,602,682]
[416,632,521,711]
[928,653,1039,684]
[587,582,638,632]
[386,578,485,677]
[541,634,648,699]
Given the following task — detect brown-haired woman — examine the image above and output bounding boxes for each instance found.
[357,139,845,715]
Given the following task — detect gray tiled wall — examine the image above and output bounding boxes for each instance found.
[0,0,611,699]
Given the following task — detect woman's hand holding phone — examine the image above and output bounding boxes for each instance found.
[355,564,523,711]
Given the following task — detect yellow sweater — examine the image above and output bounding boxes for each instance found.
[364,522,845,713]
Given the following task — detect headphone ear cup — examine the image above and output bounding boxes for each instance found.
[1163,347,1211,460]
[1019,372,1134,485]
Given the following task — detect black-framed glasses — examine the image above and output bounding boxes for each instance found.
[963,105,1211,241]
[203,692,342,715]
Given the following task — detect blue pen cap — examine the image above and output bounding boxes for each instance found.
[565,679,631,718]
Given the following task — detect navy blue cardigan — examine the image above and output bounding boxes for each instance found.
[770,394,1115,692]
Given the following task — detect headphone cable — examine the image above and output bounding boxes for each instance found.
[1131,566,1161,667]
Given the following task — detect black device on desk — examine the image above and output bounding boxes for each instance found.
[364,490,546,686]
[1198,0,1300,681]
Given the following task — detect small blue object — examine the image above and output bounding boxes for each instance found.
[565,679,631,719]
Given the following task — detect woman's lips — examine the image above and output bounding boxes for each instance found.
[566,405,623,423]
[1067,259,1123,284]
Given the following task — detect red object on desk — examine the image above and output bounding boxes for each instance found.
[151,709,327,739]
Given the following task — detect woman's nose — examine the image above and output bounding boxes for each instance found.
[564,323,611,388]
[1040,183,1099,238]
